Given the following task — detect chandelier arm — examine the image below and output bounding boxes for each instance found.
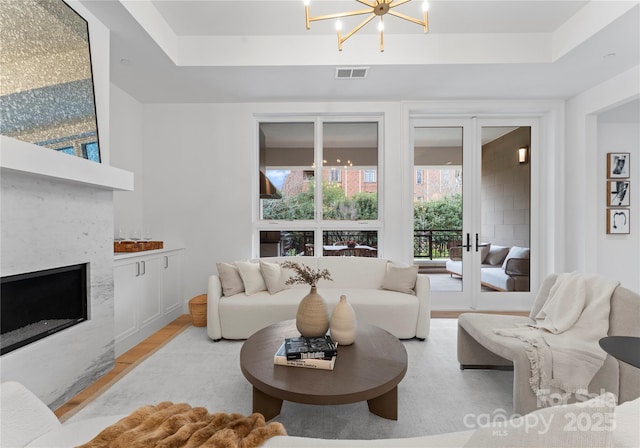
[388,0,413,8]
[308,8,373,24]
[338,14,376,48]
[387,9,428,30]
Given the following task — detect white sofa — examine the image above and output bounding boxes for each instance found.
[3,381,639,448]
[207,257,430,341]
[446,244,530,291]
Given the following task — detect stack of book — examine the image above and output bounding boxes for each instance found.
[273,335,337,370]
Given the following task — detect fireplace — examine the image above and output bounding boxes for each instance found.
[1,264,88,355]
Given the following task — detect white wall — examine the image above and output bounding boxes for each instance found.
[565,65,640,292]
[138,103,404,302]
[597,121,640,292]
[111,84,144,235]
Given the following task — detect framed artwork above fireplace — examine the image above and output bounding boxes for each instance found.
[0,0,101,162]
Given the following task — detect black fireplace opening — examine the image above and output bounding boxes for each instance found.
[1,263,88,355]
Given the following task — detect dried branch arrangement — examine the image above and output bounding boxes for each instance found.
[281,261,332,287]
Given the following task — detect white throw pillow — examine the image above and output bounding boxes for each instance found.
[381,263,418,295]
[216,262,244,296]
[235,261,267,295]
[464,392,616,448]
[501,246,530,269]
[259,260,288,295]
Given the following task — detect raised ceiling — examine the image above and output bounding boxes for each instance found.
[80,0,640,104]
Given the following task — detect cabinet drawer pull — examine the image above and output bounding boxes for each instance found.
[141,260,146,275]
[164,256,169,269]
[135,262,140,277]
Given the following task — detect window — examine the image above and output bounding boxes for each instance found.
[51,139,100,162]
[56,146,75,156]
[416,169,423,185]
[257,118,381,257]
[82,141,100,162]
[321,122,378,221]
[364,170,376,183]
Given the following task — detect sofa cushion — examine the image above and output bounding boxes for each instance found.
[219,287,420,340]
[263,431,474,447]
[480,243,491,263]
[501,246,530,269]
[318,257,388,289]
[458,313,534,361]
[26,415,127,447]
[216,262,245,296]
[381,263,418,295]
[614,397,640,448]
[236,261,267,295]
[445,260,463,276]
[0,381,62,448]
[481,267,513,291]
[463,392,616,448]
[485,245,510,266]
[260,260,288,295]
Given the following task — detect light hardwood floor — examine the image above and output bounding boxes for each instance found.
[54,314,192,421]
[54,310,526,420]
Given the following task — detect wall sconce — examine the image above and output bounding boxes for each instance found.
[518,146,528,164]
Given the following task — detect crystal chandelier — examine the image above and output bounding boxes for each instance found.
[304,0,429,52]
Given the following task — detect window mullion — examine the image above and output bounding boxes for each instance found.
[314,119,324,250]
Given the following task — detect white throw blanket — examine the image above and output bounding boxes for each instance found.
[495,272,619,407]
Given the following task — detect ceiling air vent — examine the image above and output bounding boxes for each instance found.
[335,67,369,79]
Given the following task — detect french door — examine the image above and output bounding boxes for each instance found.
[411,117,538,311]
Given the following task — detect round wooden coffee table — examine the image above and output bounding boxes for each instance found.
[240,320,408,421]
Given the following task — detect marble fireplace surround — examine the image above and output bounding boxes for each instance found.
[0,137,133,408]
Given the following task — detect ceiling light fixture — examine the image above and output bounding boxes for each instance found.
[304,0,429,52]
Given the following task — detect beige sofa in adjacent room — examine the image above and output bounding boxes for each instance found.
[446,244,530,291]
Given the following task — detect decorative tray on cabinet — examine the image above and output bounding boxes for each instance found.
[114,241,164,253]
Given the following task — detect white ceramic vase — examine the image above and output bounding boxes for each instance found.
[296,286,330,337]
[330,295,357,345]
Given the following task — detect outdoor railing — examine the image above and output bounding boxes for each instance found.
[263,229,461,259]
[414,229,462,260]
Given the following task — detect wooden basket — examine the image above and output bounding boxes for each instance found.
[189,294,207,327]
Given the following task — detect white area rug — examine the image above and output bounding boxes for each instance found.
[68,319,513,439]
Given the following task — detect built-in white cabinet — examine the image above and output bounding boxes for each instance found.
[161,252,182,314]
[114,248,184,357]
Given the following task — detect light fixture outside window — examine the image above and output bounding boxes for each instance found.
[518,146,528,164]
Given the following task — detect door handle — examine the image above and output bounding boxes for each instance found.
[461,233,472,252]
[475,233,479,252]
[141,260,146,276]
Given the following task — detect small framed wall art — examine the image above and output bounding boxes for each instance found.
[607,180,630,207]
[607,152,630,178]
[607,208,630,234]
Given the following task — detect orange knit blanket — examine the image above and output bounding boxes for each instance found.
[75,402,287,448]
